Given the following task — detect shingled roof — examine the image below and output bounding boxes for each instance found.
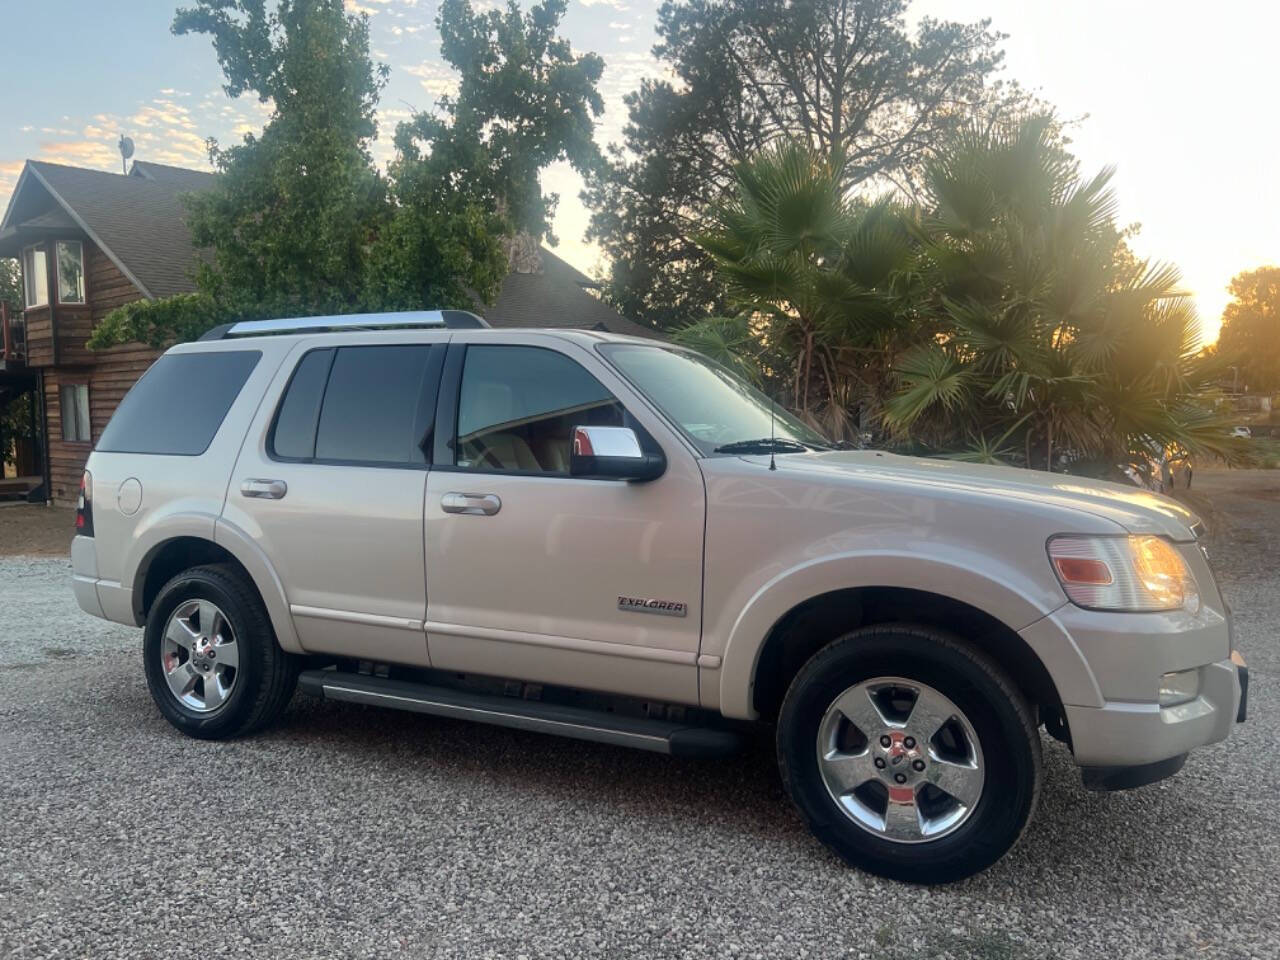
[0,160,214,299]
[488,247,659,338]
[0,158,657,338]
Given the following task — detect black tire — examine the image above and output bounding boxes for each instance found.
[144,563,299,740]
[777,625,1041,884]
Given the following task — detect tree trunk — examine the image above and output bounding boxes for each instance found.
[800,325,815,415]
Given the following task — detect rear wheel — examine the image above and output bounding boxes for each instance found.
[777,625,1041,883]
[144,564,299,740]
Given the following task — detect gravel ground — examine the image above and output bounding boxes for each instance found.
[0,505,78,557]
[1,475,1277,960]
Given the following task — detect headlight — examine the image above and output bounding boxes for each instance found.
[1047,535,1201,613]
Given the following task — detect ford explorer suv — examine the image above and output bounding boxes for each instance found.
[71,310,1247,883]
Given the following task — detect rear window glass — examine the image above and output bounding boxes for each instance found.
[312,345,436,465]
[97,350,260,456]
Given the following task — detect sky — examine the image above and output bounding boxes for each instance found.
[2,0,1276,344]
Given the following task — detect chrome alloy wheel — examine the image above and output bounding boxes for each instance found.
[160,599,240,713]
[816,676,985,843]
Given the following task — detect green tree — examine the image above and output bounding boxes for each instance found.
[1216,266,1280,392]
[174,0,391,317]
[0,258,19,317]
[681,142,919,440]
[395,0,604,244]
[1,258,35,473]
[584,0,1020,330]
[90,0,508,349]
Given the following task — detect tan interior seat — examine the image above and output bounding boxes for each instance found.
[465,432,541,471]
[460,381,543,471]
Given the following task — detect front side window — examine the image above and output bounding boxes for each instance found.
[60,383,90,442]
[56,241,85,304]
[456,346,625,474]
[599,344,829,456]
[270,345,438,465]
[22,245,48,308]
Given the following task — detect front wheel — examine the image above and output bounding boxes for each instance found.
[777,625,1041,883]
[143,564,299,740]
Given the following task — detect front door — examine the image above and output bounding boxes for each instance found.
[424,337,706,705]
[226,339,444,666]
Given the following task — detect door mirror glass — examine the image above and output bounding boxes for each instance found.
[570,426,665,481]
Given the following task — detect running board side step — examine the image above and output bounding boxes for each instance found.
[298,670,745,758]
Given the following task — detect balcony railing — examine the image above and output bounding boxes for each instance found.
[1,301,26,365]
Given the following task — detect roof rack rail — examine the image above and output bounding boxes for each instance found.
[198,309,489,341]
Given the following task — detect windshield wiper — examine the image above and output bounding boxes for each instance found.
[713,437,811,454]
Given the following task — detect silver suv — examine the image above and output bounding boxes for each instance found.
[72,311,1247,883]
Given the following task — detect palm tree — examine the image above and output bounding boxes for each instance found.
[679,120,1243,473]
[883,115,1243,471]
[678,143,919,441]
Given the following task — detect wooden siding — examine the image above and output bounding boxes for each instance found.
[43,368,93,504]
[24,308,54,366]
[37,239,157,504]
[87,242,140,319]
[56,307,94,366]
[42,344,160,504]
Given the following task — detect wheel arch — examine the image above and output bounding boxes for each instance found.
[747,587,1064,726]
[714,553,1096,725]
[132,525,301,654]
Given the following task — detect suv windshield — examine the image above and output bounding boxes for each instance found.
[599,343,830,456]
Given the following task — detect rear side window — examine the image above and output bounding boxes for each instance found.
[270,349,334,459]
[270,345,439,466]
[97,350,260,456]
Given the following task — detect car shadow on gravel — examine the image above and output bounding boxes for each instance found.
[241,691,1249,900]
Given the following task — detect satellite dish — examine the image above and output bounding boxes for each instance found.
[118,135,134,174]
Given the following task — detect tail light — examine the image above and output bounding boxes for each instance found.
[76,471,94,537]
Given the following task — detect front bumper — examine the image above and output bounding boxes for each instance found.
[1065,652,1245,770]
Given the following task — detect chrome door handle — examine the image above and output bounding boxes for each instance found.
[441,492,501,516]
[240,478,288,500]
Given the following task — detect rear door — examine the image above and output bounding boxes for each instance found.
[224,337,445,666]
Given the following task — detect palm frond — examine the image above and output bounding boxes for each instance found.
[883,344,976,429]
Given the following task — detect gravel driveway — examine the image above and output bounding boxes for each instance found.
[1,475,1276,960]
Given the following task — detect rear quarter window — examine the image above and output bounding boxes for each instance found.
[97,350,261,456]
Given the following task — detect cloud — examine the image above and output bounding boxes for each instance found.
[0,160,25,206]
[595,50,665,146]
[7,85,279,187]
[35,140,121,168]
[578,0,629,8]
[403,60,457,98]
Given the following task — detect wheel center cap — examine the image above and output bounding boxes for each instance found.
[194,637,215,661]
[880,731,922,781]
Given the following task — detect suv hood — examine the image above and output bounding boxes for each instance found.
[754,450,1203,541]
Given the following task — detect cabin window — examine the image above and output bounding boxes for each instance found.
[22,245,48,308]
[56,241,85,304]
[60,383,91,442]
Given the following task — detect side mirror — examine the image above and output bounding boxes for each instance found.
[570,426,665,481]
